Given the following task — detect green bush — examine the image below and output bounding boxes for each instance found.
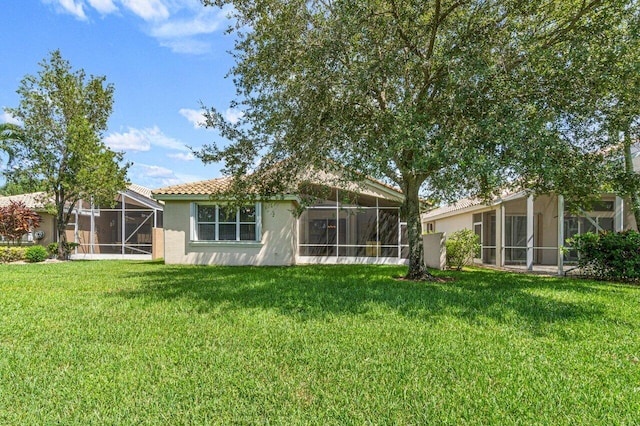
[0,246,28,263]
[47,242,79,258]
[24,245,49,263]
[570,230,640,282]
[446,229,480,270]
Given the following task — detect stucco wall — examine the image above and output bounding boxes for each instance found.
[431,212,474,236]
[163,200,296,266]
[35,213,54,247]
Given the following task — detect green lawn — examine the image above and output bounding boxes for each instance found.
[0,261,638,424]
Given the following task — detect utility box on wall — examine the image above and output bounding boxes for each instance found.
[423,232,446,270]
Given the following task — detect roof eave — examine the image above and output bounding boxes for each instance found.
[152,194,300,202]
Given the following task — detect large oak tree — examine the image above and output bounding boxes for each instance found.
[197,0,632,279]
[5,51,129,259]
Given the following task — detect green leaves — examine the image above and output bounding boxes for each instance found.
[3,51,129,257]
[198,0,634,275]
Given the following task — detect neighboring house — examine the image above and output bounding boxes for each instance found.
[0,192,55,246]
[0,184,163,259]
[66,184,164,260]
[152,174,410,266]
[422,192,635,274]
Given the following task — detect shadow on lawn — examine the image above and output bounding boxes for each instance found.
[111,264,616,336]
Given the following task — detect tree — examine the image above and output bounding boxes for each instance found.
[1,124,46,196]
[0,201,41,246]
[0,122,22,170]
[0,176,46,196]
[597,10,640,229]
[4,51,129,259]
[197,0,630,279]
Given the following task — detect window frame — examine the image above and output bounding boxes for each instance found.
[191,202,262,242]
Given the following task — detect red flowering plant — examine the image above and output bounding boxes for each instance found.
[0,201,41,245]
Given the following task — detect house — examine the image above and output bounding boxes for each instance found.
[152,173,410,266]
[422,191,635,274]
[66,184,163,260]
[0,184,163,259]
[0,192,55,246]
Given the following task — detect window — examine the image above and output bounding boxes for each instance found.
[193,203,261,242]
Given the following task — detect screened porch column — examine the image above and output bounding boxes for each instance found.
[526,195,534,271]
[557,195,564,276]
[615,196,624,231]
[90,198,95,255]
[496,204,504,267]
[121,193,126,255]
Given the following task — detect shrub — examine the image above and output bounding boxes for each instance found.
[24,245,49,263]
[0,246,28,263]
[446,229,480,270]
[570,230,640,282]
[47,242,79,258]
[0,201,41,245]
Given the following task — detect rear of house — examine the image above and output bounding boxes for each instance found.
[422,192,635,274]
[153,175,410,266]
[1,185,163,260]
[0,192,55,247]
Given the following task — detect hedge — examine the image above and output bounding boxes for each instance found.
[0,246,28,263]
[570,230,640,282]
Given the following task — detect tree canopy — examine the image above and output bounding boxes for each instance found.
[197,0,636,279]
[4,50,129,259]
[598,8,640,228]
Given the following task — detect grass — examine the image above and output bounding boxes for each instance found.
[0,261,639,424]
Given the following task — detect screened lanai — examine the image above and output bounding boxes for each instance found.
[296,189,409,264]
[423,192,628,275]
[66,185,163,259]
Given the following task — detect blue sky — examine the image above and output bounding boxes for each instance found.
[0,0,241,190]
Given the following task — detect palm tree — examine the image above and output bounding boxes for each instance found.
[0,122,23,167]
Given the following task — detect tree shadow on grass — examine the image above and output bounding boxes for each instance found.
[112,265,620,337]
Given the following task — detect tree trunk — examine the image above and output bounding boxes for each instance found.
[402,177,433,280]
[623,131,640,231]
[56,204,69,260]
[56,219,68,260]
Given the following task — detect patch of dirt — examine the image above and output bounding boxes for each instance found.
[393,275,455,283]
[7,258,68,265]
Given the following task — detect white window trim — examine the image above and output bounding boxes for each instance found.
[191,202,262,243]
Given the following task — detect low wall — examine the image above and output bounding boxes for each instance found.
[152,227,164,260]
[423,232,446,270]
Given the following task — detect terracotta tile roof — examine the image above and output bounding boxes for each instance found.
[0,192,50,210]
[152,177,235,196]
[422,190,527,220]
[422,198,483,219]
[151,173,405,201]
[128,183,154,199]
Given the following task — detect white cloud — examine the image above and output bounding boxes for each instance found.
[167,152,195,161]
[179,108,206,128]
[128,162,207,188]
[87,0,118,14]
[224,108,244,124]
[40,0,232,56]
[150,10,223,38]
[0,111,22,125]
[104,128,150,151]
[143,126,189,151]
[41,0,232,55]
[121,0,169,21]
[104,126,188,152]
[139,164,174,177]
[44,0,87,20]
[160,39,212,55]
